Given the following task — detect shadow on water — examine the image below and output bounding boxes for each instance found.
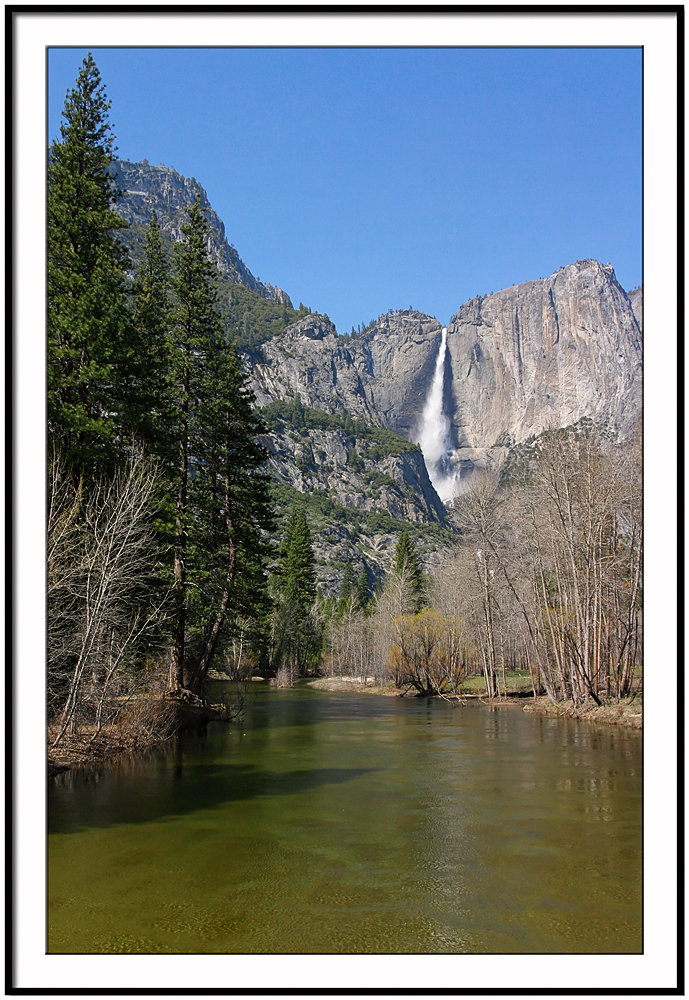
[48,763,381,835]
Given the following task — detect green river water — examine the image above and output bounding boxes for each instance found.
[48,683,642,954]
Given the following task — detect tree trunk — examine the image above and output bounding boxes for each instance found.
[171,405,188,689]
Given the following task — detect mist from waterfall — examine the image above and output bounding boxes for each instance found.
[417,326,458,503]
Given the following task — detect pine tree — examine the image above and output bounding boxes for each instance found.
[188,334,273,691]
[336,562,357,616]
[168,197,216,686]
[282,508,316,619]
[47,53,132,477]
[278,507,298,572]
[167,197,272,692]
[394,531,425,610]
[128,210,173,459]
[356,567,370,611]
[274,505,319,676]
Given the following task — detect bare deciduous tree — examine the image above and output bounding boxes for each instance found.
[48,447,168,746]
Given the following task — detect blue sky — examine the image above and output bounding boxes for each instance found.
[48,47,641,334]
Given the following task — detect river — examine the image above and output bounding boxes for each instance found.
[48,683,641,954]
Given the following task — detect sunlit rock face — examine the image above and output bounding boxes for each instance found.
[246,310,444,434]
[443,260,642,475]
[248,262,642,488]
[628,285,643,332]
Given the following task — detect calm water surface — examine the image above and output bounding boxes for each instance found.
[48,684,641,954]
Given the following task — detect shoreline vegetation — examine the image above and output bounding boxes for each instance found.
[49,672,642,775]
[306,676,642,728]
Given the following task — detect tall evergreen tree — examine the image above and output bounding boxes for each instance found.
[394,531,425,610]
[282,508,317,619]
[47,53,132,476]
[274,505,319,676]
[167,196,272,694]
[278,507,299,574]
[337,561,357,615]
[128,210,173,460]
[188,334,273,692]
[356,566,370,611]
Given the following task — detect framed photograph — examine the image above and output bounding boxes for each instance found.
[9,7,680,994]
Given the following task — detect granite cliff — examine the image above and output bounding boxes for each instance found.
[249,261,642,486]
[442,260,642,479]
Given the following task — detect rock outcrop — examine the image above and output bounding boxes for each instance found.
[443,260,642,475]
[247,310,444,437]
[628,285,643,331]
[111,158,291,304]
[258,407,448,594]
[103,156,643,588]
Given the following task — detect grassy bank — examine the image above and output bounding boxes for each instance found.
[307,673,643,729]
[523,695,642,729]
[306,676,414,697]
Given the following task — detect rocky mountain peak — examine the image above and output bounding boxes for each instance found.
[111,157,292,305]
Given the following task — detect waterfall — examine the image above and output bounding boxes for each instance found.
[417,327,457,503]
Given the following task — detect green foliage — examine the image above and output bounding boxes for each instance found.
[47,52,133,477]
[260,399,416,459]
[336,562,357,615]
[270,482,448,556]
[167,197,274,688]
[220,284,310,352]
[272,506,321,676]
[347,448,364,471]
[394,531,426,610]
[363,470,398,490]
[128,210,174,466]
[280,507,317,618]
[336,315,379,343]
[356,567,370,610]
[47,56,275,708]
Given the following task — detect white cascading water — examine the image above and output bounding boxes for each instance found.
[417,326,457,503]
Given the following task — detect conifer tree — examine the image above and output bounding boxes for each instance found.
[282,508,317,619]
[168,197,216,686]
[167,197,272,692]
[189,334,273,691]
[356,566,370,611]
[337,561,357,615]
[274,505,319,676]
[128,210,173,460]
[394,531,425,610]
[48,53,132,476]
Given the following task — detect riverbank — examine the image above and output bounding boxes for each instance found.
[307,676,416,697]
[47,690,238,775]
[307,677,643,729]
[523,695,642,729]
[47,724,163,775]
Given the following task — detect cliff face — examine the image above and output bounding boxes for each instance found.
[111,158,291,304]
[262,421,447,594]
[443,260,642,473]
[250,261,642,483]
[628,285,643,331]
[247,310,444,436]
